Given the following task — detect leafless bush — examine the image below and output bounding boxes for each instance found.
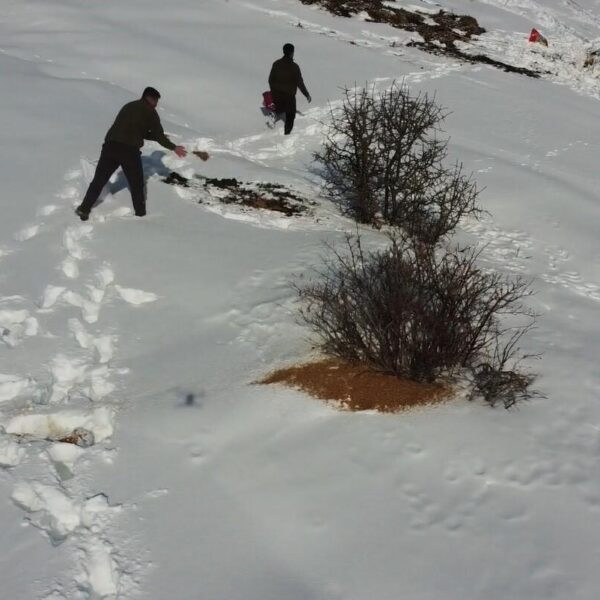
[314,83,481,243]
[314,87,381,224]
[296,234,536,385]
[468,330,540,408]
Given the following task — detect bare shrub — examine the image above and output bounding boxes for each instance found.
[469,362,536,409]
[296,234,536,385]
[468,329,540,408]
[314,87,381,224]
[314,83,481,243]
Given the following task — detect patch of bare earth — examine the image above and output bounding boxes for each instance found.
[260,358,453,412]
[163,172,314,216]
[300,0,540,78]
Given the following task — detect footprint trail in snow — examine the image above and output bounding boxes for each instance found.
[0,165,160,598]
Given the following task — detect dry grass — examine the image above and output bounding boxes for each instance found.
[260,358,453,412]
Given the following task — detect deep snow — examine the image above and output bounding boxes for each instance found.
[1,0,600,598]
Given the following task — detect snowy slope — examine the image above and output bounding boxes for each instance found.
[1,0,600,598]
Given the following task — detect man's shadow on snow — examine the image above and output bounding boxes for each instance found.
[93,150,171,208]
[109,150,171,195]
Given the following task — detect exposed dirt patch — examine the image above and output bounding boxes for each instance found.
[407,41,541,77]
[163,172,314,216]
[260,358,453,412]
[300,0,540,78]
[213,179,312,216]
[163,172,190,186]
[301,0,484,47]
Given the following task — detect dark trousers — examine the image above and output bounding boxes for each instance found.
[272,91,296,135]
[79,141,145,215]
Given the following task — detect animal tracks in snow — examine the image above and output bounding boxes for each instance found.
[399,434,600,536]
[399,456,492,534]
[463,215,600,304]
[463,217,534,273]
[541,270,600,303]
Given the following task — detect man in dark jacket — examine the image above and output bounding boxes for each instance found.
[268,43,311,135]
[76,87,201,220]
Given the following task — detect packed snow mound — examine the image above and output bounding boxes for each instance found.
[3,407,114,443]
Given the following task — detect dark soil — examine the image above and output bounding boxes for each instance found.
[163,172,190,186]
[260,358,453,412]
[163,172,314,216]
[301,0,484,47]
[300,0,541,78]
[407,41,541,78]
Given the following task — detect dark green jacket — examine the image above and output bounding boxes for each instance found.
[105,99,176,151]
[269,56,310,98]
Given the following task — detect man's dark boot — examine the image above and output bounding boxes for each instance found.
[75,206,90,221]
[284,111,295,135]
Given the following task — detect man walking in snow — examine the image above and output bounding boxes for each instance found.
[268,43,311,135]
[76,87,201,221]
